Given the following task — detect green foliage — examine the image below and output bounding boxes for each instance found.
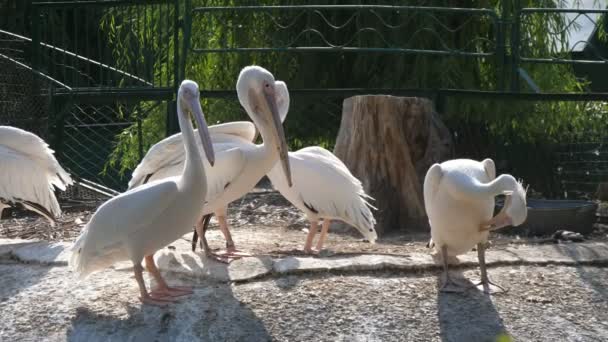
[101,0,608,180]
[495,333,513,342]
[104,102,167,175]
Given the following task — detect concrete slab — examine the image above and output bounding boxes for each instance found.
[0,239,71,265]
[2,238,607,282]
[11,241,71,265]
[0,238,40,259]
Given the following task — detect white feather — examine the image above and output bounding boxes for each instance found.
[70,179,178,277]
[0,126,73,224]
[208,121,256,142]
[268,146,377,242]
[70,79,212,280]
[424,158,527,257]
[129,69,288,221]
[207,82,377,242]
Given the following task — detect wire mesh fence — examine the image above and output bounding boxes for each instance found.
[2,1,608,202]
[0,30,51,140]
[58,101,168,191]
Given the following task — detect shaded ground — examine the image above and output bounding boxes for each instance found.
[1,190,608,341]
[1,261,607,342]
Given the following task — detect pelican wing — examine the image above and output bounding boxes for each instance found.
[129,132,187,189]
[270,147,377,242]
[208,121,256,143]
[70,179,178,277]
[0,126,73,223]
[423,164,443,205]
[202,146,247,206]
[131,135,247,211]
[91,180,178,241]
[130,122,255,190]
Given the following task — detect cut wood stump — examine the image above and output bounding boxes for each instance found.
[334,95,454,235]
[597,183,608,201]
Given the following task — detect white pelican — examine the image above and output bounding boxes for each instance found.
[192,82,378,254]
[128,66,292,262]
[268,146,378,253]
[69,80,216,306]
[423,158,527,294]
[0,126,73,224]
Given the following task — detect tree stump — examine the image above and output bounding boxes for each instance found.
[334,95,454,235]
[597,183,608,201]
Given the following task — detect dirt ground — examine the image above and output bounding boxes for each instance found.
[1,190,608,341]
[3,189,605,257]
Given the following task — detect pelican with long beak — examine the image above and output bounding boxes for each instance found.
[128,66,292,262]
[70,80,216,305]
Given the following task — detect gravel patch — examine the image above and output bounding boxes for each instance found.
[1,262,607,341]
[2,191,608,341]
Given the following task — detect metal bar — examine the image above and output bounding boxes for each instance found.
[180,0,192,82]
[518,67,541,93]
[439,89,608,101]
[30,5,40,70]
[193,5,498,17]
[521,8,608,14]
[137,111,143,160]
[197,88,608,101]
[0,52,72,90]
[52,87,173,102]
[497,1,507,91]
[52,97,72,168]
[65,122,134,128]
[166,0,180,136]
[511,0,521,92]
[190,46,494,57]
[84,7,91,86]
[32,0,169,8]
[0,29,153,86]
[72,6,78,87]
[520,57,608,65]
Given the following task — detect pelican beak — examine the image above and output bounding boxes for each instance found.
[264,91,292,187]
[191,98,215,167]
[480,194,513,231]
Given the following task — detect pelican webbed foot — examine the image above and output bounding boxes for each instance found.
[439,274,468,293]
[472,242,508,294]
[140,294,177,306]
[471,279,508,294]
[149,285,193,298]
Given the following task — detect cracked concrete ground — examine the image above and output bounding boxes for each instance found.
[1,235,608,342]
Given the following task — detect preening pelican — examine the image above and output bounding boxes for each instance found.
[423,158,527,293]
[69,80,216,306]
[194,82,377,254]
[0,126,73,225]
[128,65,292,263]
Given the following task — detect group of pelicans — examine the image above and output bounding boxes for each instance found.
[0,65,527,306]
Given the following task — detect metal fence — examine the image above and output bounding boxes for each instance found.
[24,0,177,192]
[1,1,607,199]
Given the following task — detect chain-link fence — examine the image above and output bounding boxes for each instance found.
[0,30,51,140]
[2,1,608,201]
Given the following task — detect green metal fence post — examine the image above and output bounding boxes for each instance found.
[510,0,521,92]
[497,1,509,91]
[30,3,40,70]
[180,0,192,83]
[166,0,181,137]
[434,91,446,115]
[52,96,71,166]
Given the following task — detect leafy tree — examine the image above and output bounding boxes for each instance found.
[102,0,607,196]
